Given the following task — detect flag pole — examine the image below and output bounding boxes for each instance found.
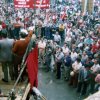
[7,34,36,100]
[21,83,31,100]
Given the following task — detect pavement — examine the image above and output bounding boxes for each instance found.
[38,68,85,100]
[0,65,24,94]
[0,64,87,100]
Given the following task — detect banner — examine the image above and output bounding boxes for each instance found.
[33,0,50,9]
[14,0,33,8]
[14,0,50,9]
[26,44,38,88]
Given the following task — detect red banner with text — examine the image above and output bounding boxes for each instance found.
[33,0,50,9]
[14,0,34,8]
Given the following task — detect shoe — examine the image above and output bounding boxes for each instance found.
[2,79,8,82]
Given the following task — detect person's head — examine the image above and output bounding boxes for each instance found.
[59,47,63,52]
[20,32,27,38]
[76,58,81,63]
[47,40,50,44]
[84,64,90,70]
[93,41,97,45]
[69,52,71,55]
[94,59,99,64]
[61,23,63,26]
[56,31,59,35]
[83,51,87,56]
[88,35,92,39]
[88,56,93,61]
[20,29,28,38]
[41,38,44,42]
[56,46,60,51]
[72,49,75,52]
[1,29,7,38]
[64,43,67,47]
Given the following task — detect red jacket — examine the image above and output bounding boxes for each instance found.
[12,31,33,56]
[2,22,6,29]
[91,44,98,53]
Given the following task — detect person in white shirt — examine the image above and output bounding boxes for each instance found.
[62,43,70,56]
[69,58,83,87]
[89,59,100,94]
[71,49,78,62]
[65,34,72,43]
[38,38,46,62]
[64,34,72,47]
[53,31,61,45]
[91,59,100,73]
[55,47,64,79]
[72,59,83,73]
[81,51,88,65]
[66,29,72,37]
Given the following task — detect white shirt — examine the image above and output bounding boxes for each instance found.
[0,25,2,31]
[82,54,88,60]
[91,64,100,73]
[55,51,64,62]
[71,52,78,61]
[38,41,46,49]
[72,61,83,72]
[65,36,72,42]
[53,34,61,42]
[62,47,69,54]
[66,30,72,36]
[78,42,83,48]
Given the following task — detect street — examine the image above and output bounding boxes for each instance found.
[0,65,86,100]
[37,67,85,100]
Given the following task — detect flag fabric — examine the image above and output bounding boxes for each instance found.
[33,0,50,9]
[14,0,34,8]
[14,0,50,9]
[26,44,38,88]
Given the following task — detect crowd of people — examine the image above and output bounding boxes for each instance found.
[0,0,100,98]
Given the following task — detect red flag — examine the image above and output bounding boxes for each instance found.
[26,44,38,88]
[14,0,33,8]
[33,0,50,9]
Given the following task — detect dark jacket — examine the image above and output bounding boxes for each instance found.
[65,55,72,67]
[78,67,91,82]
[0,38,14,62]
